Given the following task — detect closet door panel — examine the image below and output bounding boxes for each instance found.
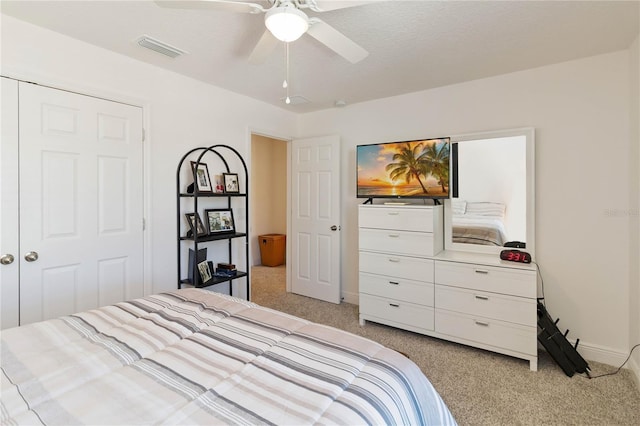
[41,264,82,321]
[41,151,80,238]
[98,156,128,234]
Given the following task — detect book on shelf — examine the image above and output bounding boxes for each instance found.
[214,268,238,277]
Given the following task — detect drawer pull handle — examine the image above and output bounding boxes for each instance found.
[475,321,490,327]
[387,212,400,216]
[474,295,489,301]
[388,234,400,238]
[474,269,489,274]
[389,303,400,308]
[389,281,400,285]
[388,258,401,263]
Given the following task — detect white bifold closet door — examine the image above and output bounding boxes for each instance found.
[12,81,144,326]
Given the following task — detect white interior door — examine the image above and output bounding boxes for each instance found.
[0,77,20,329]
[18,82,144,325]
[290,135,341,304]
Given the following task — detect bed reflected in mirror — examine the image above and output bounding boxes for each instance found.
[444,128,535,258]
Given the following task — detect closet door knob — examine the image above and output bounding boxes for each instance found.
[1,254,15,265]
[25,251,39,262]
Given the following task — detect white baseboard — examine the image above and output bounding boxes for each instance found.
[341,290,359,305]
[569,340,629,367]
[629,355,640,390]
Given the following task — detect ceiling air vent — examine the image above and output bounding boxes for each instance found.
[136,35,187,58]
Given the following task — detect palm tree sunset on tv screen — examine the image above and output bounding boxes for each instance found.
[357,138,450,198]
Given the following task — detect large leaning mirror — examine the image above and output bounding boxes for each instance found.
[444,128,535,259]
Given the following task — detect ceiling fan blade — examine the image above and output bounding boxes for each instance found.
[306,18,368,64]
[311,0,385,12]
[248,30,279,64]
[154,1,265,14]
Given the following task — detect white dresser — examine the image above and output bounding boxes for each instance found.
[433,251,538,371]
[358,204,538,371]
[358,204,443,335]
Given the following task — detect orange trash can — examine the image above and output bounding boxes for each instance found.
[259,234,286,267]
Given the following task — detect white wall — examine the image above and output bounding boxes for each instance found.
[250,134,287,265]
[298,50,635,367]
[1,15,296,298]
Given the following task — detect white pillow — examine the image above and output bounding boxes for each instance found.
[451,199,467,215]
[465,202,506,218]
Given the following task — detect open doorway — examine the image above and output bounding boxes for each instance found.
[250,133,288,299]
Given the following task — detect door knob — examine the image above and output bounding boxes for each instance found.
[1,254,15,265]
[24,251,39,262]
[330,225,339,231]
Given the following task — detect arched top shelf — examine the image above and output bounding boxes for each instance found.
[176,144,249,197]
[175,144,249,299]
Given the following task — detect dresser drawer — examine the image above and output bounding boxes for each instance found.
[359,205,437,232]
[360,228,438,256]
[435,260,536,298]
[360,273,434,306]
[360,294,434,331]
[359,251,434,282]
[435,285,535,326]
[435,309,537,356]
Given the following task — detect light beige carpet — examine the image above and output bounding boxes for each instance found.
[251,265,640,425]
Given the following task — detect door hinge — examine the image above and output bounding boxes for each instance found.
[142,218,146,231]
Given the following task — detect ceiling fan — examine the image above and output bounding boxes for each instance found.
[155,0,375,64]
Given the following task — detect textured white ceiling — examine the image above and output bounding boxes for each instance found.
[2,0,638,113]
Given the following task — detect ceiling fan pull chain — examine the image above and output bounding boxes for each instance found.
[284,42,291,104]
[282,41,288,89]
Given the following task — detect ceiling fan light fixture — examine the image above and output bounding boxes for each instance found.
[265,5,309,42]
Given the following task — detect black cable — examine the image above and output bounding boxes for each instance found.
[582,343,640,379]
[534,262,546,307]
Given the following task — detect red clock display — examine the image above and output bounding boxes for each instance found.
[500,249,532,264]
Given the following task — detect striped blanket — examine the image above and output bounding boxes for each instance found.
[1,289,456,425]
[452,214,507,246]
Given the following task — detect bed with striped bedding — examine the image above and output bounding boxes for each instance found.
[452,214,507,246]
[1,288,456,425]
[451,202,508,246]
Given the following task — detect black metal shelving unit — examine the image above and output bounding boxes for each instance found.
[176,144,249,299]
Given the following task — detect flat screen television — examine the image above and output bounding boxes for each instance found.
[356,137,450,200]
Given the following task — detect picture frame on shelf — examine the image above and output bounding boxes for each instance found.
[197,260,213,285]
[185,212,207,237]
[205,209,235,234]
[213,174,224,193]
[191,161,213,193]
[223,173,240,193]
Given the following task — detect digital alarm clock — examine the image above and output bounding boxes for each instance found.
[500,249,532,264]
